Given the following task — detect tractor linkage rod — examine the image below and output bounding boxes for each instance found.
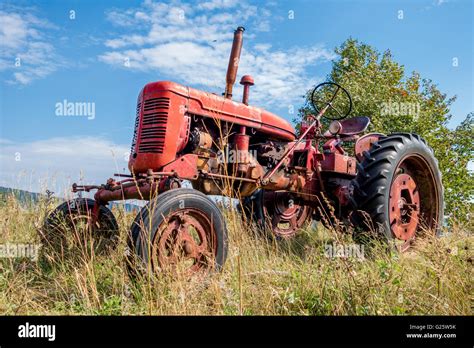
[199,170,258,183]
[261,104,329,185]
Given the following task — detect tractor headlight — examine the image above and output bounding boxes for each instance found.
[329,120,342,135]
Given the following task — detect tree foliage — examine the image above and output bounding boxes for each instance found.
[298,38,473,222]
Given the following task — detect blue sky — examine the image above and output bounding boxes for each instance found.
[0,0,472,193]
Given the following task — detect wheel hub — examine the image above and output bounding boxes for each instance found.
[275,197,298,219]
[389,173,420,241]
[155,209,215,273]
[263,192,311,238]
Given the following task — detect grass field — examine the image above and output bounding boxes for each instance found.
[0,194,472,315]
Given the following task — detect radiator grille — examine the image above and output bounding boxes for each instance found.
[130,102,141,154]
[138,97,170,154]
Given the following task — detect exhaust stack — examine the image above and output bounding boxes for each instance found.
[224,26,245,99]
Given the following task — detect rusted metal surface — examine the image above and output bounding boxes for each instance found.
[263,191,312,238]
[262,109,327,184]
[234,129,250,173]
[152,208,216,273]
[333,184,351,206]
[200,170,257,183]
[128,85,187,173]
[326,116,370,136]
[94,181,160,203]
[389,172,420,243]
[354,133,383,162]
[320,153,357,175]
[234,132,249,153]
[128,79,296,174]
[240,75,254,105]
[161,154,200,180]
[224,27,245,99]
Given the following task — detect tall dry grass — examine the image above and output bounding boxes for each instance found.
[0,193,472,315]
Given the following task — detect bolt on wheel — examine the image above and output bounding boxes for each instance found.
[241,190,312,239]
[263,191,312,239]
[154,208,217,274]
[352,133,444,252]
[389,170,420,248]
[129,188,228,277]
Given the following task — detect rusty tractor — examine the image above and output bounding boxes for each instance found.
[43,27,444,275]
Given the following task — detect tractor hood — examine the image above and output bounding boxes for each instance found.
[143,81,296,142]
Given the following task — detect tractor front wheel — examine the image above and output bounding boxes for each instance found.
[42,198,119,259]
[351,133,444,251]
[128,188,228,276]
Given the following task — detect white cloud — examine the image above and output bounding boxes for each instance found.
[0,8,62,85]
[0,137,129,196]
[99,0,335,107]
[197,0,239,11]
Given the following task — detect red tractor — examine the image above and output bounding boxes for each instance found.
[44,27,443,274]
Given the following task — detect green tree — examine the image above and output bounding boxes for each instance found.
[299,38,473,223]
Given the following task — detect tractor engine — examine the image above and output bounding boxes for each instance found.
[127,78,298,197]
[128,27,298,198]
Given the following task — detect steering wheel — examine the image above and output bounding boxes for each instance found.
[310,82,352,120]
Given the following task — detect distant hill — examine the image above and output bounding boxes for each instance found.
[0,186,43,205]
[0,186,140,212]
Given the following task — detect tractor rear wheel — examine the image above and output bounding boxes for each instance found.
[351,133,444,251]
[242,189,312,239]
[128,188,228,276]
[42,198,119,259]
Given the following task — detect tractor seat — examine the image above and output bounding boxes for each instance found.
[324,116,370,137]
